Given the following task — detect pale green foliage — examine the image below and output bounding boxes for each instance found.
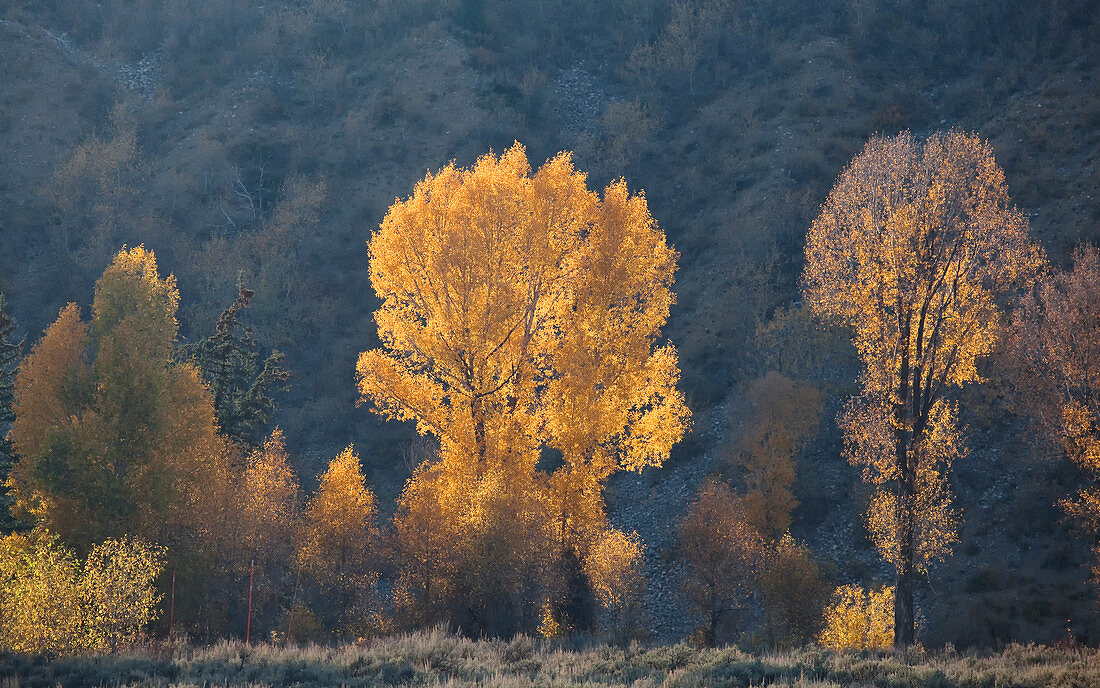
[0,530,163,655]
[80,537,165,651]
[0,530,84,655]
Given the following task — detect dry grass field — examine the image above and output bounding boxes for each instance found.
[3,630,1099,688]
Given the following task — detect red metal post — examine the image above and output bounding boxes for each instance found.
[169,570,176,642]
[246,559,255,645]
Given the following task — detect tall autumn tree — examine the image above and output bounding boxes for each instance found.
[0,293,23,532]
[8,246,227,552]
[235,429,299,636]
[1012,244,1100,585]
[358,144,689,633]
[296,445,382,633]
[801,131,1041,648]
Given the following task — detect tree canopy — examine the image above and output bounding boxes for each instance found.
[358,143,690,633]
[8,246,227,551]
[802,131,1042,648]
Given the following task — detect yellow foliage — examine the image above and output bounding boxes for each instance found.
[358,144,688,482]
[298,445,379,584]
[802,131,1040,646]
[581,528,645,611]
[0,531,84,655]
[391,459,555,634]
[239,428,299,565]
[849,397,961,574]
[0,530,163,655]
[818,584,894,650]
[297,445,382,630]
[538,601,565,638]
[361,143,690,630]
[79,536,165,652]
[804,130,1040,406]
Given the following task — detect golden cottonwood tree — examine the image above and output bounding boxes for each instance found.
[9,246,228,552]
[358,144,689,633]
[802,131,1041,648]
[297,446,383,633]
[1011,244,1100,585]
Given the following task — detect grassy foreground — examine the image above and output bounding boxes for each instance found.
[2,630,1098,688]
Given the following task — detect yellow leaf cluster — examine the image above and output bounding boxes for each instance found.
[817,584,894,651]
[0,530,163,655]
[79,536,165,651]
[391,460,555,633]
[757,533,830,647]
[239,428,299,564]
[360,143,690,628]
[358,144,688,481]
[804,131,1040,407]
[581,527,645,611]
[0,531,84,655]
[846,397,961,573]
[297,445,381,597]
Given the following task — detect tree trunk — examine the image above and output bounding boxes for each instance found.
[893,306,916,650]
[471,396,486,471]
[894,466,916,649]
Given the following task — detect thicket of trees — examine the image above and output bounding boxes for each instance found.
[1,133,1098,655]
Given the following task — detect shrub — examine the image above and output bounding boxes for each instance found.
[0,530,163,655]
[0,531,85,655]
[758,534,830,647]
[679,479,765,646]
[817,584,893,650]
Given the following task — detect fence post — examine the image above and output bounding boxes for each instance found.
[246,559,255,645]
[169,570,176,642]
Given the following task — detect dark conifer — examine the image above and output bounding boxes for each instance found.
[185,284,290,448]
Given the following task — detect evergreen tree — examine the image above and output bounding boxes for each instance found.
[186,284,289,448]
[0,293,24,532]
